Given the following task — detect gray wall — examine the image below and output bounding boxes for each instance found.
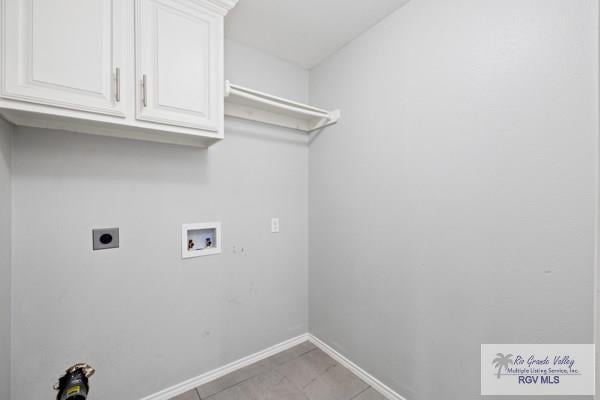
[0,118,13,400]
[308,1,598,400]
[10,41,309,400]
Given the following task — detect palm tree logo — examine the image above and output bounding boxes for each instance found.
[492,353,513,379]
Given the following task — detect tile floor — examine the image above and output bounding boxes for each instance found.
[170,341,387,400]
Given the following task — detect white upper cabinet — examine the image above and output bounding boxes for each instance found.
[136,0,222,132]
[0,0,237,147]
[2,0,127,116]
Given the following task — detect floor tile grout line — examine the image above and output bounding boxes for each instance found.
[202,373,258,400]
[349,385,373,400]
[300,361,339,390]
[274,344,319,367]
[270,345,327,392]
[200,358,278,398]
[174,343,376,400]
[172,342,388,400]
[198,342,317,400]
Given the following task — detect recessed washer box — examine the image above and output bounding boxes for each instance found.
[182,222,221,259]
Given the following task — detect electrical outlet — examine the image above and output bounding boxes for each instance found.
[271,218,280,233]
[92,228,119,250]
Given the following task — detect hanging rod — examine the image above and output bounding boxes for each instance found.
[224,80,340,132]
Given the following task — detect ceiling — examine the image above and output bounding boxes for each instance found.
[225,0,410,69]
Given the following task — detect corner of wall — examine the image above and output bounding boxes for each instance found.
[0,116,14,400]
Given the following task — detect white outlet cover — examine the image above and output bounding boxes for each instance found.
[271,218,280,233]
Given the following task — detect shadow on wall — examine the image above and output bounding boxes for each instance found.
[12,120,310,184]
[0,119,11,171]
[12,126,209,183]
[224,117,309,147]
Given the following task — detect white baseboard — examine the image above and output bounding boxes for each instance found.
[140,333,310,400]
[140,332,406,400]
[307,334,407,400]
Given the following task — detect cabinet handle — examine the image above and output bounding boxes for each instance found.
[115,68,121,103]
[141,74,148,107]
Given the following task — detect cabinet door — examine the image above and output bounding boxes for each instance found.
[1,0,127,116]
[135,0,221,132]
